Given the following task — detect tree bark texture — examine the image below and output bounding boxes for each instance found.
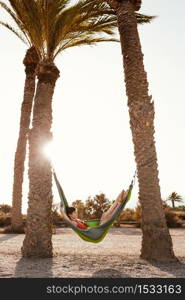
[11,47,39,231]
[115,0,177,261]
[22,61,59,257]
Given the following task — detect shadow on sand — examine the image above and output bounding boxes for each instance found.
[110,228,141,236]
[15,257,53,278]
[148,259,185,278]
[0,234,19,243]
[92,268,130,278]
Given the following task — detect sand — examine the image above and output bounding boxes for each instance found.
[0,227,185,278]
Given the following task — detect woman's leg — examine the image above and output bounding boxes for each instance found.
[99,190,127,225]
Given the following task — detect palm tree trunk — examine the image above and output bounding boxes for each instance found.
[113,0,177,261]
[22,60,59,257]
[11,47,39,231]
[172,200,175,209]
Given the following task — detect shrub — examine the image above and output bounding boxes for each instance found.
[121,208,136,221]
[0,204,12,214]
[164,209,183,228]
[2,224,25,234]
[133,204,142,223]
[84,194,111,220]
[173,211,185,221]
[176,206,185,211]
[114,208,137,227]
[51,208,63,227]
[0,212,11,226]
[179,214,185,221]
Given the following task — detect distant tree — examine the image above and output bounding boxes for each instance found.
[51,204,63,226]
[134,203,142,223]
[84,193,111,219]
[166,192,184,209]
[162,200,170,210]
[72,200,85,219]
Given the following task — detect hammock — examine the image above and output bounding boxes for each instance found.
[53,171,136,243]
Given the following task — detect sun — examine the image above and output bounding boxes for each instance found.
[42,141,54,160]
[42,140,61,170]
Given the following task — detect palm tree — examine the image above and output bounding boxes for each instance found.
[0,0,119,257]
[1,0,153,257]
[166,192,183,209]
[0,2,39,231]
[11,47,39,231]
[105,0,177,261]
[0,0,118,247]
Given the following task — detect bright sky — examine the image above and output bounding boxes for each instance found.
[0,0,185,213]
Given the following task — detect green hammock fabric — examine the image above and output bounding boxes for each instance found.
[53,171,135,243]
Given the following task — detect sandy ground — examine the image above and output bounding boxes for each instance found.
[0,227,185,278]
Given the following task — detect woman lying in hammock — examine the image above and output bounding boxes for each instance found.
[60,189,128,229]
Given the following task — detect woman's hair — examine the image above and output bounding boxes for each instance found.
[66,206,76,218]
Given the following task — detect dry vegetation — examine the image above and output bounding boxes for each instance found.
[0,198,185,233]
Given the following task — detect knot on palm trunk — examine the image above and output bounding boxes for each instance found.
[23,47,39,75]
[132,0,141,11]
[23,47,39,66]
[36,61,60,84]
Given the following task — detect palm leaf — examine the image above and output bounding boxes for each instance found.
[0,1,31,44]
[7,0,45,56]
[135,13,156,24]
[46,1,118,57]
[0,0,155,61]
[0,20,28,45]
[55,36,119,57]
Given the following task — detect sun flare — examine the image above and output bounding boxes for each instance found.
[42,140,62,170]
[42,142,54,160]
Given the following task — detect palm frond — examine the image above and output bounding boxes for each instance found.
[55,36,119,57]
[6,0,45,56]
[36,0,72,58]
[47,0,118,57]
[166,192,183,202]
[0,0,155,61]
[0,20,28,45]
[19,0,45,53]
[135,13,156,24]
[48,1,154,58]
[0,1,31,45]
[0,1,22,28]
